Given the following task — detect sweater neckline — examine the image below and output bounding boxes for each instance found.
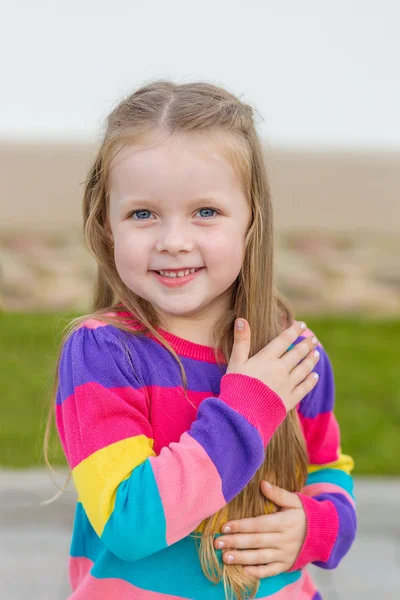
[153,325,227,364]
[115,307,227,364]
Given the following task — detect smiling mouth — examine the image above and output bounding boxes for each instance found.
[153,267,203,278]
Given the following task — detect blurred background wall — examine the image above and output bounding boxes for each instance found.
[1,0,399,316]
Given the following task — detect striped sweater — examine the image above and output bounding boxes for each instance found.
[56,312,357,599]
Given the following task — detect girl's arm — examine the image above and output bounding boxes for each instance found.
[290,340,357,570]
[56,321,286,563]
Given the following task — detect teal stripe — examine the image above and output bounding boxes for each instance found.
[70,501,105,560]
[91,534,301,599]
[101,459,168,561]
[71,504,301,598]
[306,468,355,499]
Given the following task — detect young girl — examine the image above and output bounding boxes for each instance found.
[46,80,357,600]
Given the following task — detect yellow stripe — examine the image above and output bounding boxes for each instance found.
[72,435,155,536]
[307,452,354,475]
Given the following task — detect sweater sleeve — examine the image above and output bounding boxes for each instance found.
[290,337,357,571]
[55,321,286,562]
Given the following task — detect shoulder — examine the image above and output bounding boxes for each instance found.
[293,323,336,418]
[59,314,143,381]
[63,315,129,353]
[57,315,149,406]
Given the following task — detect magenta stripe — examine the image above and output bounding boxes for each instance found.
[56,383,153,468]
[312,492,357,569]
[299,411,340,463]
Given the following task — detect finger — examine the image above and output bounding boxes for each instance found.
[260,481,302,509]
[214,532,280,551]
[243,563,287,578]
[223,548,280,566]
[281,335,319,371]
[228,318,251,368]
[221,514,283,535]
[261,321,308,360]
[291,370,320,405]
[290,348,320,385]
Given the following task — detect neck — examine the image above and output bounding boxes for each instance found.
[156,290,232,348]
[159,319,216,347]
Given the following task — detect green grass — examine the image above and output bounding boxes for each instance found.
[1,312,399,474]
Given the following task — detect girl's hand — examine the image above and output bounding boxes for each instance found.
[226,319,320,412]
[214,481,307,578]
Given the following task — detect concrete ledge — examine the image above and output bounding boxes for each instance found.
[1,471,399,599]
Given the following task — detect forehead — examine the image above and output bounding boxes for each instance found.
[108,133,245,201]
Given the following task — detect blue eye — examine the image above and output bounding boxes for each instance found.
[129,207,218,220]
[197,207,217,218]
[130,210,153,220]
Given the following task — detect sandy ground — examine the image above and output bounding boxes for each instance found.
[1,141,399,234]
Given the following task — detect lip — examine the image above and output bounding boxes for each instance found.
[151,267,204,287]
[152,268,202,272]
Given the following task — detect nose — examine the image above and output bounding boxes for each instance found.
[155,220,195,254]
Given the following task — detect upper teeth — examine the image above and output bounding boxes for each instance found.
[157,268,199,278]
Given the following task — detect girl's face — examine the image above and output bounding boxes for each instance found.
[107,133,251,333]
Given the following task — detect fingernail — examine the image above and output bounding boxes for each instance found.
[235,319,245,331]
[312,372,319,380]
[312,336,318,345]
[226,554,235,563]
[264,481,273,488]
[216,540,225,549]
[300,321,307,330]
[313,350,320,358]
[222,525,231,533]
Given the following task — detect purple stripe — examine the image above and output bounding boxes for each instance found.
[126,333,227,393]
[57,326,144,404]
[312,593,323,600]
[298,344,335,418]
[312,492,357,569]
[188,398,265,501]
[58,325,227,405]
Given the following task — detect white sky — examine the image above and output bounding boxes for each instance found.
[1,0,399,149]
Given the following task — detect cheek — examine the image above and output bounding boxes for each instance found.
[204,229,245,268]
[113,234,147,277]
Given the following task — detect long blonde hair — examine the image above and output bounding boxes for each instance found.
[44,80,308,600]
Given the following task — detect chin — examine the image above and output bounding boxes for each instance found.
[153,299,205,316]
[158,305,202,317]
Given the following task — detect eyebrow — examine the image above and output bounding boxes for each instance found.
[119,195,228,209]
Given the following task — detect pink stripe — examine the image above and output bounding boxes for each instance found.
[149,432,225,546]
[76,318,109,330]
[76,312,121,331]
[69,558,316,600]
[69,558,318,599]
[302,482,356,508]
[147,386,209,455]
[258,570,317,599]
[68,557,189,599]
[69,556,92,591]
[299,412,340,463]
[57,383,153,468]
